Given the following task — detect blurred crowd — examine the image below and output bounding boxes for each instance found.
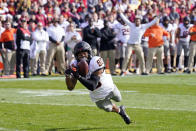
[0,0,196,78]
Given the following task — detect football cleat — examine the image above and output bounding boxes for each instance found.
[119,105,131,124]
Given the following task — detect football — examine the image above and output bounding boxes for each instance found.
[78,59,89,76]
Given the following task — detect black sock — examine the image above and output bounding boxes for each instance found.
[119,57,124,70]
[176,55,180,68]
[171,55,174,68]
[115,59,119,65]
[184,56,189,68]
[164,64,168,71]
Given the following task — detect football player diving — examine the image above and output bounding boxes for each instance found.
[65,41,131,124]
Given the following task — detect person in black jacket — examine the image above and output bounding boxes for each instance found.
[82,19,101,56]
[16,19,31,78]
[100,19,117,75]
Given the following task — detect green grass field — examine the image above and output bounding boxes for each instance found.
[0,73,196,131]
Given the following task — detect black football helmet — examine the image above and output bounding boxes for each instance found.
[183,16,190,27]
[162,16,170,27]
[74,41,92,62]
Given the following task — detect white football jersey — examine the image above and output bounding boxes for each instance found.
[114,23,130,44]
[70,56,115,102]
[159,23,173,43]
[171,23,178,44]
[178,23,193,42]
[89,56,114,102]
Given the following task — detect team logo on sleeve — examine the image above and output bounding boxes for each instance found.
[97,58,104,67]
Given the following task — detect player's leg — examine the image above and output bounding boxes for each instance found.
[146,47,156,74]
[176,42,182,70]
[156,46,164,74]
[183,43,190,71]
[187,42,196,73]
[95,91,131,124]
[133,45,146,74]
[163,44,170,73]
[56,45,65,74]
[121,45,133,75]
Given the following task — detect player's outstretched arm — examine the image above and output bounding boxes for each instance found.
[65,69,77,91]
[78,68,104,91]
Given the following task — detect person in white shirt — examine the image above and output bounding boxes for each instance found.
[92,12,104,30]
[32,22,49,76]
[64,22,82,65]
[118,8,159,76]
[59,15,69,33]
[45,17,66,75]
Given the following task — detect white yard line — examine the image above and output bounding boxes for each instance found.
[0,73,194,81]
[1,100,196,112]
[0,127,25,131]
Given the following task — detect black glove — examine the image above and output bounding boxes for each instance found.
[65,68,72,75]
[65,66,80,79]
[71,66,80,79]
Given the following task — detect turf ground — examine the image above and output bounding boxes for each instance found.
[0,73,196,131]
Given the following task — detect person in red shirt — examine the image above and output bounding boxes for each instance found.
[35,7,47,27]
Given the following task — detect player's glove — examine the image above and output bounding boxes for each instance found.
[70,66,81,79]
[65,68,72,75]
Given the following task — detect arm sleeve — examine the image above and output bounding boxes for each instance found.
[78,74,100,91]
[143,17,158,29]
[60,36,65,43]
[119,13,133,27]
[49,36,57,43]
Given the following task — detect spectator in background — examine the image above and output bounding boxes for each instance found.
[175,16,192,71]
[118,7,158,76]
[64,22,82,65]
[169,7,180,22]
[87,0,99,12]
[92,12,104,29]
[100,19,117,75]
[187,18,196,73]
[16,18,31,78]
[160,16,173,73]
[17,0,31,14]
[170,16,178,72]
[114,16,130,74]
[80,14,90,29]
[59,14,69,32]
[144,19,170,74]
[83,18,101,56]
[31,22,49,76]
[141,18,149,64]
[7,0,16,16]
[70,6,80,27]
[45,17,66,75]
[0,20,16,75]
[0,21,6,75]
[36,7,47,27]
[179,5,188,23]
